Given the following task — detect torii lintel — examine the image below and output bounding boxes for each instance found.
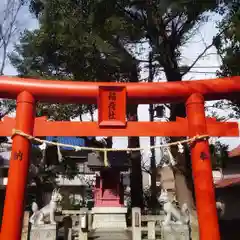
[0,116,238,137]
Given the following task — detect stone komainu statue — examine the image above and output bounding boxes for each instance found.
[158,189,190,226]
[29,188,63,225]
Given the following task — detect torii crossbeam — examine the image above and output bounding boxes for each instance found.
[0,76,240,240]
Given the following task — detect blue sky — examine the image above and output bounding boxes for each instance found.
[0,2,39,74]
[1,4,239,164]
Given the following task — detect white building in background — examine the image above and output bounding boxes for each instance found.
[0,137,97,209]
[0,151,10,186]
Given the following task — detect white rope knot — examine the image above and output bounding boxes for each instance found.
[74,146,82,151]
[177,142,184,153]
[103,150,108,167]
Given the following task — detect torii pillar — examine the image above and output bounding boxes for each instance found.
[186,93,220,239]
[0,92,35,239]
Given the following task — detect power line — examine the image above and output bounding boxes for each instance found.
[156,70,218,74]
[186,66,220,69]
[141,62,221,69]
[187,71,217,74]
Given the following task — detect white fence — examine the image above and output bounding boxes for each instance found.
[131,207,190,240]
[131,207,163,240]
[21,208,189,240]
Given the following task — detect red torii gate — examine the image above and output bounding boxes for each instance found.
[0,76,240,240]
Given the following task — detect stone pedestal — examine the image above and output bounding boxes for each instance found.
[21,211,30,240]
[89,229,130,240]
[162,224,190,240]
[92,207,127,229]
[30,224,57,240]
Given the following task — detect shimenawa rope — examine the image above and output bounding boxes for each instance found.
[11,129,209,167]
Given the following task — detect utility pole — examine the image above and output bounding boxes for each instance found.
[148,51,157,212]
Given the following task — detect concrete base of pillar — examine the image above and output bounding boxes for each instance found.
[92,207,127,229]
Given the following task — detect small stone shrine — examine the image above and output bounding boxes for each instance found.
[88,151,130,237]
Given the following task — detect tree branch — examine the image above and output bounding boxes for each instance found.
[0,0,23,75]
[180,43,214,77]
[181,25,231,77]
[0,106,14,119]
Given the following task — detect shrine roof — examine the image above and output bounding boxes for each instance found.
[215,177,240,188]
[228,145,240,158]
[46,136,92,150]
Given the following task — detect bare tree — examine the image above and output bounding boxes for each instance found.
[0,0,25,75]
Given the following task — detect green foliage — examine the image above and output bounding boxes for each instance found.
[10,0,226,120]
[217,2,240,77]
[0,99,16,142]
[210,141,229,169]
[90,0,223,81]
[35,102,97,121]
[14,0,141,81]
[0,99,16,119]
[11,0,143,119]
[214,2,240,118]
[24,0,225,83]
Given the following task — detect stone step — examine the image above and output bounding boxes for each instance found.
[89,229,131,240]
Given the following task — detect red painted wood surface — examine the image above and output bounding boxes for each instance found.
[0,92,35,240]
[98,86,126,127]
[94,171,123,207]
[186,94,220,240]
[0,116,238,137]
[0,76,240,104]
[215,178,240,188]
